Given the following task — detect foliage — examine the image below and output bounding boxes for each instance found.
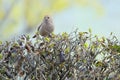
[0,30,120,80]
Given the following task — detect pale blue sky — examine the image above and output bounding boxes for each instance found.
[54,0,120,39]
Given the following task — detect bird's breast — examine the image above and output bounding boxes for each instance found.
[39,23,54,36]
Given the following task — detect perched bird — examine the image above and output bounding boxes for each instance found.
[33,15,54,38]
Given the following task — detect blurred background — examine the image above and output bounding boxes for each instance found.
[0,0,120,41]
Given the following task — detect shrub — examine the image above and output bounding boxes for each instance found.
[0,29,120,80]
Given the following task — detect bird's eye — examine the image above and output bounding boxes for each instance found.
[47,16,49,19]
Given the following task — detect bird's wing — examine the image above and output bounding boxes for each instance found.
[37,23,42,31]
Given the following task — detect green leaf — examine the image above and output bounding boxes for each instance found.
[84,43,88,48]
[44,37,50,42]
[0,41,2,45]
[88,28,92,33]
[62,32,69,39]
[65,47,70,54]
[0,54,3,60]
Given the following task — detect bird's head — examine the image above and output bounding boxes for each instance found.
[43,15,53,23]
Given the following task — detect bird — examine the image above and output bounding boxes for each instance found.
[33,15,54,38]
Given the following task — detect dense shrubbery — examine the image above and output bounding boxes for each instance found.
[0,29,120,80]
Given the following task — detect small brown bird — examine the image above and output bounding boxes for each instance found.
[36,15,54,37]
